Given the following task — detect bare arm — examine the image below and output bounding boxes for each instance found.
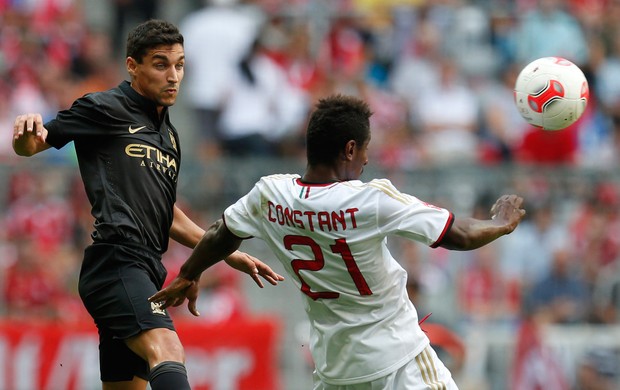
[438,194,526,250]
[169,205,205,248]
[12,113,52,156]
[178,219,243,281]
[150,219,244,316]
[169,206,284,290]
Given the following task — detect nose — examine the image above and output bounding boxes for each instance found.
[167,68,180,84]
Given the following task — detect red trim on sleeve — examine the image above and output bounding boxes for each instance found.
[430,212,454,248]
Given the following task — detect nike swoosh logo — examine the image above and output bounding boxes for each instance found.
[128,125,146,134]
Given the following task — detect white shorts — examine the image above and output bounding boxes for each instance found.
[313,345,459,390]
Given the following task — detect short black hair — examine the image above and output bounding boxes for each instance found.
[126,19,184,63]
[306,94,372,165]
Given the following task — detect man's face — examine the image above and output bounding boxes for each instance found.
[127,43,185,109]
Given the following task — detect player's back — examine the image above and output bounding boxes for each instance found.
[224,173,453,384]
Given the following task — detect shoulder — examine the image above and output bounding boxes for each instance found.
[365,178,399,193]
[332,178,396,192]
[362,179,423,205]
[71,85,123,111]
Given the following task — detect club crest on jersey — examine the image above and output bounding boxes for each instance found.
[151,301,167,316]
[168,128,177,152]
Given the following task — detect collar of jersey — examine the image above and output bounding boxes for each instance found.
[119,80,167,123]
[295,178,341,187]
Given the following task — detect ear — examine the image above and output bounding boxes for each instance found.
[343,140,356,161]
[126,57,137,78]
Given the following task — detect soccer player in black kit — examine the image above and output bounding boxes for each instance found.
[11,19,283,390]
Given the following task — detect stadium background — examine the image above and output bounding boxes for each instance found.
[2,0,620,389]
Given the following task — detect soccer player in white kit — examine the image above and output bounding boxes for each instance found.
[150,94,526,389]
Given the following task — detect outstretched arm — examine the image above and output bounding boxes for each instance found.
[438,194,526,250]
[13,113,51,156]
[154,219,284,316]
[152,219,243,316]
[170,207,284,289]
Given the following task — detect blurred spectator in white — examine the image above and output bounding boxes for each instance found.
[367,90,415,170]
[498,200,569,291]
[444,2,497,78]
[478,62,529,163]
[414,56,481,165]
[256,15,320,157]
[217,34,308,157]
[262,17,329,102]
[180,0,266,160]
[390,5,442,130]
[514,0,589,66]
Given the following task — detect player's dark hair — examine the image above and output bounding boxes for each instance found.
[126,19,184,63]
[306,94,372,166]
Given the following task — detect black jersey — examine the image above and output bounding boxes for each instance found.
[45,81,181,254]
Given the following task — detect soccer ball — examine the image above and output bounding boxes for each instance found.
[514,57,589,131]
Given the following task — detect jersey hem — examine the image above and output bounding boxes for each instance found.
[315,339,430,385]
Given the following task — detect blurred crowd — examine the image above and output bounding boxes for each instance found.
[3,0,620,388]
[4,0,620,167]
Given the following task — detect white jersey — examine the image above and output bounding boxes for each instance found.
[224,174,454,385]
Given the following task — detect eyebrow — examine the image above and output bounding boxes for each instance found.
[151,54,185,62]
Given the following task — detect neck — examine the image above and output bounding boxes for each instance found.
[302,165,341,184]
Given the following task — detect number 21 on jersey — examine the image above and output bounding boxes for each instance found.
[284,235,373,300]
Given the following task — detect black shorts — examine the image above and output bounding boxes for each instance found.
[78,242,175,382]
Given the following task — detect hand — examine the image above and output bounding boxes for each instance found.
[225,251,285,288]
[149,277,201,316]
[13,113,49,157]
[13,113,47,141]
[490,194,526,232]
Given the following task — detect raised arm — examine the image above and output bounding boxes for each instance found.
[12,113,52,156]
[438,194,526,250]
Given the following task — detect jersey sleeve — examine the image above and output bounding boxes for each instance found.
[223,183,263,239]
[369,179,453,247]
[45,94,110,149]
